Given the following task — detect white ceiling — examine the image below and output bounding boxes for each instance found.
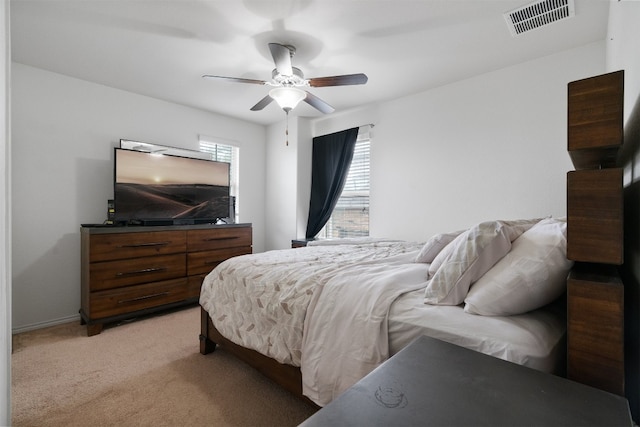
[10,0,610,126]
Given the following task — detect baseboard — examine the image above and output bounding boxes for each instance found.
[12,313,80,334]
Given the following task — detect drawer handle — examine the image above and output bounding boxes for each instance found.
[117,292,170,304]
[204,236,238,242]
[115,267,167,277]
[117,241,171,248]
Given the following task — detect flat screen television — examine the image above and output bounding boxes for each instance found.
[113,147,231,225]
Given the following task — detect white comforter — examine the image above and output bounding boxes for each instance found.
[199,240,426,406]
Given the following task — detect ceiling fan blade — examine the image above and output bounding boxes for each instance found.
[250,94,274,111]
[308,73,368,87]
[304,91,335,114]
[268,43,293,76]
[202,75,267,85]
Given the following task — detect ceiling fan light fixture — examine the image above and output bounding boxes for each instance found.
[269,87,306,112]
[204,43,365,116]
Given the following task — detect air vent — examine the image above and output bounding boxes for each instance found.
[504,0,575,36]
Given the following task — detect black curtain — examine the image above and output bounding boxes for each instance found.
[305,127,359,238]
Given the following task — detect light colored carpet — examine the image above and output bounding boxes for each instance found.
[11,306,318,426]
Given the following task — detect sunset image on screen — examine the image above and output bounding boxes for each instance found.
[114,149,231,222]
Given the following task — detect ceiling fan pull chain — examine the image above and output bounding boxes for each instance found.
[286,110,289,146]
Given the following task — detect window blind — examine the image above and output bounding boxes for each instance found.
[322,133,370,238]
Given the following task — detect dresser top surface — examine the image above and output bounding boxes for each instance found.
[81,223,251,235]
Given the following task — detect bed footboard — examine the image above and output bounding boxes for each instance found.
[199,306,315,406]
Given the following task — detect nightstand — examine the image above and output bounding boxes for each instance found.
[299,336,632,426]
[291,238,316,248]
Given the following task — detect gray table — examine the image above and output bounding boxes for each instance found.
[300,335,632,426]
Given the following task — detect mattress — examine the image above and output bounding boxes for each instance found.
[388,289,566,374]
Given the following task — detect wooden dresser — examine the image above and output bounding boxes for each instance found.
[80,223,252,336]
[566,70,625,396]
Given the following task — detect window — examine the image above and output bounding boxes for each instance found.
[319,130,370,238]
[199,137,239,221]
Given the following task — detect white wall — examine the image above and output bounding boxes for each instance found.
[294,117,312,239]
[608,1,640,124]
[264,117,298,249]
[11,63,267,331]
[263,114,315,249]
[281,42,605,247]
[370,42,604,241]
[1,0,11,422]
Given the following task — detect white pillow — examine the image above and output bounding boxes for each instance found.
[424,221,512,306]
[415,231,462,263]
[499,217,546,241]
[464,218,573,316]
[427,229,467,278]
[426,218,542,278]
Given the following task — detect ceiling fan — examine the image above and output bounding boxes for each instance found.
[203,43,368,115]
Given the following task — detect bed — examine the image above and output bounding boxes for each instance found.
[199,217,571,407]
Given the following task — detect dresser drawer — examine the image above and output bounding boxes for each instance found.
[90,278,189,319]
[89,231,187,262]
[187,246,251,276]
[187,227,252,252]
[89,253,186,291]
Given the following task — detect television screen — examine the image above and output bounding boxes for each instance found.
[114,148,230,225]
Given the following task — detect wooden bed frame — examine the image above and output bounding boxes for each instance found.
[198,70,627,404]
[199,306,316,406]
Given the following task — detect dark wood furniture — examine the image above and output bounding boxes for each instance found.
[81,223,251,336]
[567,69,624,170]
[568,264,625,395]
[566,168,623,264]
[299,336,632,427]
[199,307,314,405]
[565,70,626,396]
[291,238,313,248]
